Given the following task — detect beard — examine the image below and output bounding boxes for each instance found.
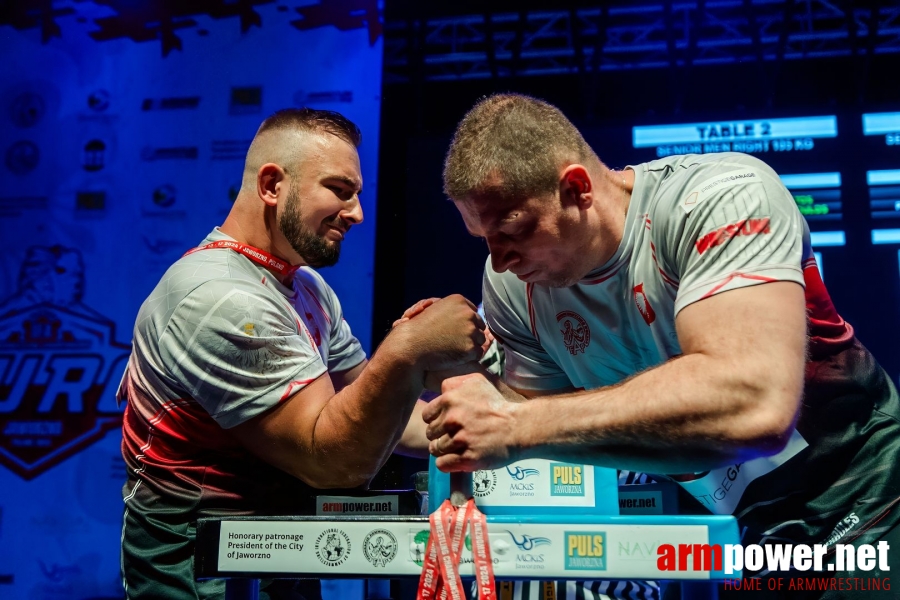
[279,189,342,268]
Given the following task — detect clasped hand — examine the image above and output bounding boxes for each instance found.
[394,296,518,471]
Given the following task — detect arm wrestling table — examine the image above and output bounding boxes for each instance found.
[194,513,741,600]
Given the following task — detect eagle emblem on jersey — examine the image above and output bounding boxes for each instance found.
[633,283,656,325]
[556,310,591,355]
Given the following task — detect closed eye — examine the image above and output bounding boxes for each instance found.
[328,185,357,201]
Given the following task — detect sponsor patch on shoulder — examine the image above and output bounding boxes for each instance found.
[681,168,760,214]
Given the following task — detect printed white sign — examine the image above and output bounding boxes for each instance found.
[472,460,597,507]
[217,520,712,580]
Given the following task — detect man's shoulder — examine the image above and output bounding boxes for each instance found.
[642,152,782,217]
[164,248,266,293]
[645,152,774,186]
[142,249,279,323]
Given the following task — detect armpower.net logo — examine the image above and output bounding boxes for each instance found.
[0,246,128,480]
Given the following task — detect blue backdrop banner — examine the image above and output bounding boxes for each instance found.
[0,2,382,597]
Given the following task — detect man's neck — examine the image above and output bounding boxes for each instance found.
[219,216,303,283]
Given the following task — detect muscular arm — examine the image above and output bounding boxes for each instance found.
[394,367,548,459]
[232,295,485,488]
[394,400,430,458]
[330,359,367,392]
[427,281,806,474]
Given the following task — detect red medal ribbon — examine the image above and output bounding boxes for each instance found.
[184,240,300,280]
[417,499,496,600]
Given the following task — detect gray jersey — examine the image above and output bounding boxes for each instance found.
[485,152,805,394]
[483,153,900,564]
[119,228,367,599]
[124,227,365,430]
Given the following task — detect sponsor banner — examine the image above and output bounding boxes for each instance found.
[1,2,383,596]
[316,495,400,516]
[217,520,711,580]
[675,429,809,515]
[453,459,619,514]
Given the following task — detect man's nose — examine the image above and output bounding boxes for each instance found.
[341,196,364,225]
[489,243,520,273]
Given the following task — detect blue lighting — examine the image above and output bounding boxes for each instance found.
[867,170,900,186]
[863,113,900,135]
[633,116,838,148]
[780,172,841,189]
[813,251,823,281]
[810,231,846,247]
[872,229,900,245]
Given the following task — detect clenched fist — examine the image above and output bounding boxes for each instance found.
[392,294,486,373]
[422,373,520,472]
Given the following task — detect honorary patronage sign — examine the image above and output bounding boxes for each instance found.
[216,520,712,580]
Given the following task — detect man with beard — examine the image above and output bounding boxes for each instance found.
[422,94,900,599]
[119,108,486,599]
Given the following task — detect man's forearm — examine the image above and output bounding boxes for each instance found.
[313,332,425,485]
[515,352,800,474]
[394,399,430,458]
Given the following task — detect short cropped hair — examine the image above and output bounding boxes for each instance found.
[258,108,361,147]
[443,94,595,202]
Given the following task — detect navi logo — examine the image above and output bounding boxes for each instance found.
[550,463,585,496]
[0,246,128,480]
[506,465,540,480]
[507,531,551,551]
[565,531,606,571]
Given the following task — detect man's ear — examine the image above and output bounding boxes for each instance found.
[257,163,286,207]
[560,164,593,208]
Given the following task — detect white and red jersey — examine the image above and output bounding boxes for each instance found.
[484,152,807,393]
[484,153,900,554]
[119,227,365,512]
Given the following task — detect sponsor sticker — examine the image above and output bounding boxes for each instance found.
[550,463,585,497]
[316,495,399,516]
[6,141,40,175]
[564,531,606,571]
[363,529,398,567]
[315,528,351,567]
[472,470,498,497]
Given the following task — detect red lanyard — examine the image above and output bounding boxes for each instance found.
[418,499,496,600]
[183,240,300,280]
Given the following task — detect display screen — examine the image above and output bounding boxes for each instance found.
[590,109,900,383]
[633,116,838,158]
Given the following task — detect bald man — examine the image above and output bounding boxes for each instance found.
[118,109,485,599]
